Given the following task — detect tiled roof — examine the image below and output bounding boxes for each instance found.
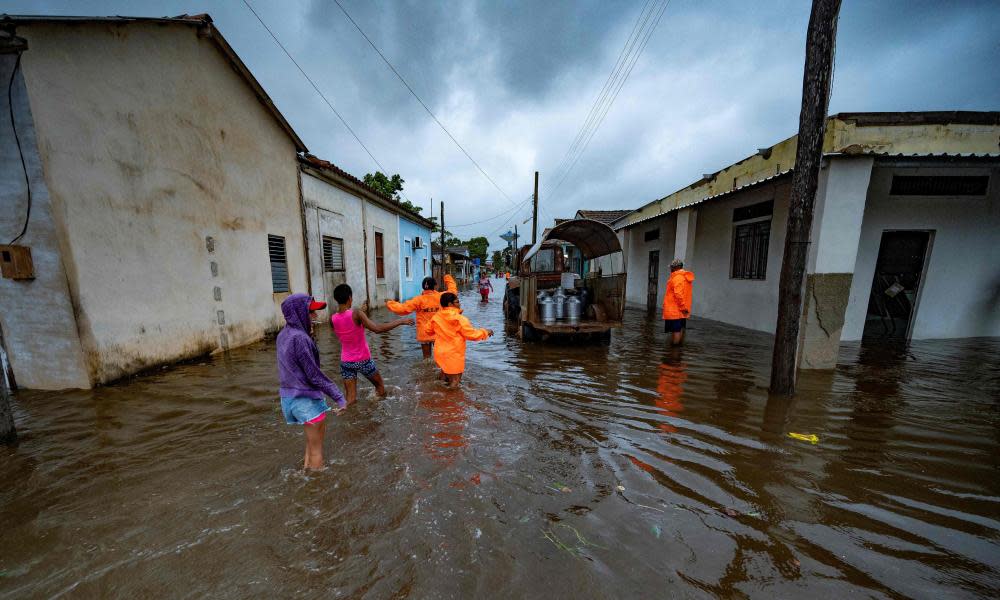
[576,209,634,224]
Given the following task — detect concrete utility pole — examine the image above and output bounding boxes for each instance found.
[439,200,446,289]
[532,171,539,245]
[770,0,843,396]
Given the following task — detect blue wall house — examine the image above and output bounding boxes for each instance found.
[398,215,433,299]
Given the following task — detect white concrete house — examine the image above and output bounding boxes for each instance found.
[615,112,1000,368]
[298,154,434,313]
[0,15,310,389]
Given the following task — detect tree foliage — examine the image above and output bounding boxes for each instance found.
[363,171,423,216]
[465,236,489,262]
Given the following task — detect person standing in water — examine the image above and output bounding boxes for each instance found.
[662,258,695,346]
[423,292,493,387]
[478,273,494,302]
[332,284,413,405]
[385,274,457,359]
[276,294,347,470]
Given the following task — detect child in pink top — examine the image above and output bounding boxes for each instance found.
[331,284,413,405]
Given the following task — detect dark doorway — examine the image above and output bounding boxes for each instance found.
[862,230,932,340]
[647,251,660,314]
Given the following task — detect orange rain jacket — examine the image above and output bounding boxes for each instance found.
[662,269,695,320]
[386,275,458,342]
[422,307,490,375]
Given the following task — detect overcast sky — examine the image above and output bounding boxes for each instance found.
[10,0,1000,249]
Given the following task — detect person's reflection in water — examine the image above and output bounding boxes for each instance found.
[656,351,687,433]
[420,387,469,463]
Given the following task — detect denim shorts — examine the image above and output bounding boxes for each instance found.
[280,396,330,425]
[340,358,378,380]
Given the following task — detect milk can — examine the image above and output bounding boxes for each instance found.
[553,288,567,320]
[565,295,582,324]
[539,295,556,324]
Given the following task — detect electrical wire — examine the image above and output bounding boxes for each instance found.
[7,53,31,245]
[448,195,534,228]
[545,0,670,204]
[242,1,389,175]
[329,0,518,208]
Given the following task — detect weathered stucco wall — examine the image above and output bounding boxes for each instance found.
[689,180,792,332]
[365,201,401,305]
[842,164,1000,341]
[623,212,676,309]
[18,22,307,385]
[301,171,367,313]
[0,51,90,390]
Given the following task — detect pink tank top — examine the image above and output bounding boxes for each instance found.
[331,310,371,362]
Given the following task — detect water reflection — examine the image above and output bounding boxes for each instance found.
[2,284,999,598]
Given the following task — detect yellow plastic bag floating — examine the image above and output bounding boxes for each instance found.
[788,432,819,444]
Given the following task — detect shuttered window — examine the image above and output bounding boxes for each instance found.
[405,256,412,278]
[730,220,770,280]
[268,234,290,292]
[374,231,385,279]
[322,236,345,272]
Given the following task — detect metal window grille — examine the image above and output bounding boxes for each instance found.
[889,175,989,196]
[374,232,385,279]
[731,220,770,280]
[322,236,345,272]
[644,228,659,242]
[267,234,290,292]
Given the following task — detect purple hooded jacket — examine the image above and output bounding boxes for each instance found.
[277,294,346,408]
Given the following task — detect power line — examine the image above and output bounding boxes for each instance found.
[545,0,670,204]
[242,0,387,173]
[331,0,518,208]
[449,195,534,228]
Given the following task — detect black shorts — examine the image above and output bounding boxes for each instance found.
[664,318,687,333]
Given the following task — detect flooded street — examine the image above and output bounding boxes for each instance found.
[2,281,999,599]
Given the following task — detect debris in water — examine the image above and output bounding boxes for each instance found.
[547,482,572,493]
[788,432,819,444]
[474,528,482,539]
[616,485,625,492]
[541,523,607,558]
[651,525,662,538]
[722,507,739,517]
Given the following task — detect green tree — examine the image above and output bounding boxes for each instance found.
[363,171,423,216]
[465,236,489,262]
[491,250,504,271]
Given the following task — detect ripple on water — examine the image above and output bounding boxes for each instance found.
[2,283,999,598]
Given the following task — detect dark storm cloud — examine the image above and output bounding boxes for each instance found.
[5,0,1000,248]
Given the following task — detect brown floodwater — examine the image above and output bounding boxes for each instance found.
[2,281,999,598]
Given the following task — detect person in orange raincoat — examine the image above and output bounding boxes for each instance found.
[386,274,458,359]
[662,258,695,346]
[422,292,493,387]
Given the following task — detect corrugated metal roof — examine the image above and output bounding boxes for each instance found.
[525,219,622,261]
[576,209,634,224]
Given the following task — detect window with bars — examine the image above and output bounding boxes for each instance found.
[267,234,290,292]
[322,236,345,272]
[730,220,770,280]
[374,231,385,279]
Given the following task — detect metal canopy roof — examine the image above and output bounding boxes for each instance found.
[523,218,622,262]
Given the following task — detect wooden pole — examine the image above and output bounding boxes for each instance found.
[439,200,446,289]
[770,0,842,396]
[532,171,539,245]
[0,323,16,445]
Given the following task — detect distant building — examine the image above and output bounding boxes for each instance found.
[0,15,311,389]
[614,112,1000,368]
[298,155,433,311]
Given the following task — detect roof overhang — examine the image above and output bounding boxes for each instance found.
[523,218,622,262]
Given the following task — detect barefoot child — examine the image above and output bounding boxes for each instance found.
[332,284,413,404]
[277,294,347,470]
[385,274,457,359]
[422,292,493,387]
